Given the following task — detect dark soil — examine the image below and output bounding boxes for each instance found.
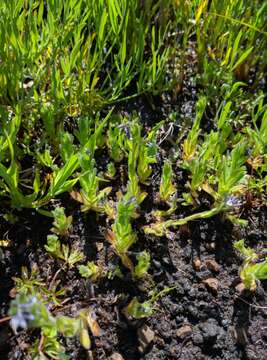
[0,201,266,360]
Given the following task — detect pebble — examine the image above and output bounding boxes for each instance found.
[205,259,220,273]
[199,319,221,341]
[192,331,204,345]
[96,242,104,251]
[193,258,202,271]
[137,325,155,353]
[176,325,192,339]
[203,278,219,294]
[110,353,124,360]
[196,269,211,280]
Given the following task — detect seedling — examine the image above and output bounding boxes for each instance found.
[106,197,137,271]
[182,96,207,162]
[45,235,84,268]
[107,125,125,162]
[105,162,116,179]
[124,286,176,319]
[126,122,147,205]
[234,239,267,291]
[137,140,157,184]
[124,297,154,319]
[71,152,111,213]
[133,251,151,279]
[78,262,103,281]
[13,266,65,307]
[159,160,176,203]
[51,207,72,237]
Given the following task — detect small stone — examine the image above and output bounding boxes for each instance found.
[206,242,216,251]
[193,258,202,271]
[235,282,245,294]
[192,331,204,345]
[203,278,219,294]
[205,259,220,273]
[199,319,221,341]
[96,242,104,251]
[110,353,124,360]
[137,325,155,353]
[176,325,192,339]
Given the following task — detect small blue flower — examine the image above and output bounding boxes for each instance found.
[10,296,37,333]
[225,195,242,208]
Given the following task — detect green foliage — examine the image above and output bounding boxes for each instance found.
[51,207,73,237]
[137,140,157,184]
[45,235,84,268]
[124,286,176,319]
[9,294,85,359]
[217,142,247,198]
[0,121,39,208]
[124,298,154,319]
[78,262,102,281]
[105,162,116,179]
[13,266,65,307]
[159,161,176,203]
[37,153,80,207]
[134,251,151,279]
[112,198,137,256]
[182,96,207,162]
[106,196,138,271]
[107,124,125,162]
[143,204,226,237]
[2,1,267,355]
[240,261,267,291]
[193,0,267,93]
[71,152,111,213]
[234,239,267,291]
[125,121,147,204]
[0,0,171,108]
[9,294,71,334]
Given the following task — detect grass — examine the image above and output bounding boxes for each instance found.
[0,0,267,358]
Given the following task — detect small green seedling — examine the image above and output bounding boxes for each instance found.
[137,140,157,184]
[159,160,176,203]
[234,239,267,291]
[182,96,207,162]
[78,261,103,281]
[105,162,116,179]
[133,251,151,279]
[126,135,147,205]
[71,153,111,213]
[51,207,72,237]
[124,297,154,319]
[13,266,65,307]
[107,125,125,162]
[106,197,137,271]
[124,286,176,319]
[45,235,84,268]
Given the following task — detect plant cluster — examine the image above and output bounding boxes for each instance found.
[1,0,267,358]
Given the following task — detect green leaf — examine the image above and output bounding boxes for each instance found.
[231,47,253,71]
